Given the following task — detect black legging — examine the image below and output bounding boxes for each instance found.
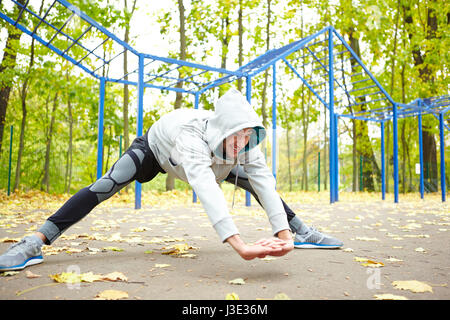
[41,132,297,244]
[224,166,296,222]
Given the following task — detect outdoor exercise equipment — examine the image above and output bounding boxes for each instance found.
[1,0,447,206]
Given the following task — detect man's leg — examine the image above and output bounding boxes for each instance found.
[38,148,147,244]
[0,133,164,270]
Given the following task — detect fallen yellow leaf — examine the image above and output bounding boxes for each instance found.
[354,257,384,268]
[355,236,380,242]
[25,270,41,279]
[102,246,124,252]
[225,293,240,300]
[274,293,291,300]
[162,243,197,255]
[374,293,409,300]
[95,289,128,300]
[50,271,128,283]
[50,272,81,284]
[392,280,433,293]
[101,271,128,282]
[229,278,246,285]
[180,254,197,258]
[1,271,19,277]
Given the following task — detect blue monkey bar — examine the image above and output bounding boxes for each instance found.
[1,1,446,207]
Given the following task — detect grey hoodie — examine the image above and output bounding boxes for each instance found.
[147,88,290,242]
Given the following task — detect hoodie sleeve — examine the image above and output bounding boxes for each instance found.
[241,147,290,236]
[174,132,240,242]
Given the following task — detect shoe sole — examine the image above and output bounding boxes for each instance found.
[0,255,43,271]
[294,242,342,249]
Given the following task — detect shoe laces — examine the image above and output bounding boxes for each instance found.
[302,226,325,242]
[6,238,37,256]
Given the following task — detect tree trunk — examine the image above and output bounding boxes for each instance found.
[122,0,137,193]
[402,0,439,191]
[401,120,406,193]
[13,2,41,191]
[323,103,328,190]
[41,93,59,192]
[260,0,272,129]
[352,119,357,192]
[65,91,73,194]
[347,28,380,191]
[237,0,243,92]
[283,104,292,191]
[301,89,311,191]
[14,89,27,192]
[0,0,26,154]
[386,0,400,194]
[167,0,187,191]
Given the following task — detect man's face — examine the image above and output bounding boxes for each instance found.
[223,128,253,159]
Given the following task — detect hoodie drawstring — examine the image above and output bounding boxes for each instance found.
[231,160,240,209]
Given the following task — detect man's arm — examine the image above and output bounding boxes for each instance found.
[240,148,292,237]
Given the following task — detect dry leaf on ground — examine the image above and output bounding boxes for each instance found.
[50,271,128,284]
[353,257,384,268]
[25,271,41,279]
[95,289,128,300]
[274,293,291,300]
[225,292,240,300]
[374,293,408,300]
[229,278,246,285]
[392,280,433,293]
[161,243,197,255]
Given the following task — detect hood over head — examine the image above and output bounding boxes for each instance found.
[205,88,266,160]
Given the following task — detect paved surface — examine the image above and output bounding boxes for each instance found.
[0,191,449,300]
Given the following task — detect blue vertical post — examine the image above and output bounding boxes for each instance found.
[118,134,123,195]
[328,27,335,203]
[381,121,386,200]
[135,54,144,209]
[334,114,339,202]
[245,76,252,206]
[272,63,277,183]
[418,111,424,199]
[193,93,199,203]
[393,103,399,203]
[96,77,105,180]
[439,112,446,202]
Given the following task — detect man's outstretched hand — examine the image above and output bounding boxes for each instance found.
[226,231,294,261]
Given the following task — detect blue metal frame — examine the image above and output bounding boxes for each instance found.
[135,54,144,209]
[381,121,385,200]
[2,1,447,204]
[96,77,105,180]
[418,111,424,199]
[439,112,446,202]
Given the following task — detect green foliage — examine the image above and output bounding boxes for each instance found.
[0,0,448,195]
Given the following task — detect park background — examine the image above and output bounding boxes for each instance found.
[0,0,448,199]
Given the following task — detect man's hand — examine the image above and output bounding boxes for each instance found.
[226,233,293,261]
[254,230,294,257]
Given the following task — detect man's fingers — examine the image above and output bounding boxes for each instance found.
[255,238,287,249]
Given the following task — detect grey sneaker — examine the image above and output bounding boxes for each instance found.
[294,227,343,249]
[0,235,44,271]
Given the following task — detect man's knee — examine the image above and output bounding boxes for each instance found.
[89,149,143,202]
